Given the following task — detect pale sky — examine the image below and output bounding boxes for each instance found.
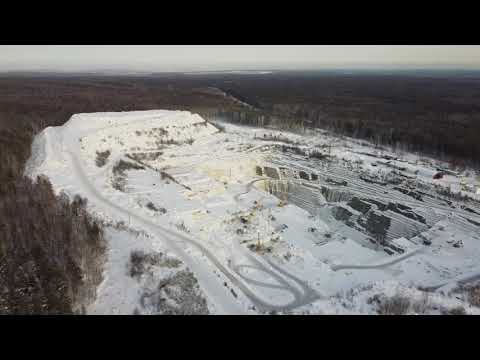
[1,45,480,72]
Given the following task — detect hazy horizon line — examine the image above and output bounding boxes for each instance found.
[2,63,480,75]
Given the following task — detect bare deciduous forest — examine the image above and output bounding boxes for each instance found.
[192,71,480,166]
[0,177,105,314]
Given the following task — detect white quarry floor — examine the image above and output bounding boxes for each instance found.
[25,110,480,314]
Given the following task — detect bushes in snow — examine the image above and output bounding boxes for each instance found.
[138,270,209,315]
[442,306,467,315]
[368,289,474,315]
[128,250,207,315]
[455,283,480,308]
[375,294,411,315]
[309,150,328,160]
[128,250,182,280]
[95,150,111,167]
[467,286,480,307]
[111,159,145,192]
[146,201,167,214]
[258,133,297,145]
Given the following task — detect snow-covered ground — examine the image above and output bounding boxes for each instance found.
[25,110,480,314]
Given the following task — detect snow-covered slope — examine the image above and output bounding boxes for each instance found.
[26,110,218,180]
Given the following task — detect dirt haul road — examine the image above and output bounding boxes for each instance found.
[67,147,320,313]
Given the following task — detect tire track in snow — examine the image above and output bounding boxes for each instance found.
[67,148,320,313]
[330,248,423,271]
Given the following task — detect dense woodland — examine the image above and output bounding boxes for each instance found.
[1,72,479,313]
[0,177,105,314]
[191,71,480,165]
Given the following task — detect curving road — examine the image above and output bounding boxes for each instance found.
[67,145,321,313]
[330,248,423,271]
[233,177,270,201]
[420,271,480,293]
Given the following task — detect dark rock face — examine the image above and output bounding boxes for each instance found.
[332,206,354,222]
[348,197,372,214]
[364,199,388,211]
[387,202,427,224]
[320,186,353,202]
[394,187,424,201]
[384,247,395,255]
[255,166,263,176]
[360,175,387,186]
[264,166,280,179]
[384,242,405,254]
[326,178,348,186]
[463,206,480,216]
[453,240,464,248]
[364,212,391,243]
[423,239,432,246]
[466,217,480,227]
[299,170,310,180]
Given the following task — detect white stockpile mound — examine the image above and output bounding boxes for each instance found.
[26,110,218,181]
[25,110,244,314]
